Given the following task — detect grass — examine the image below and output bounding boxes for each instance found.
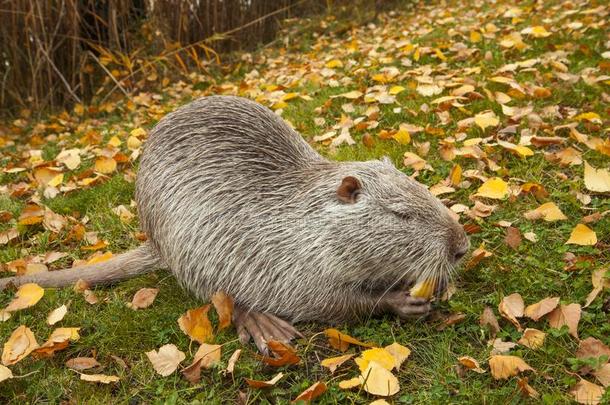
[1,0,609,403]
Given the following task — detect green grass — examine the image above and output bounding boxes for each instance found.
[1,0,609,403]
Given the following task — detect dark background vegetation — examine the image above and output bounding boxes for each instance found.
[0,0,388,118]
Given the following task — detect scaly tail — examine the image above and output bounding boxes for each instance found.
[0,242,162,291]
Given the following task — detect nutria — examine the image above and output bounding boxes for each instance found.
[0,96,469,353]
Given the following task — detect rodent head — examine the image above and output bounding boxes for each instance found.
[332,157,469,297]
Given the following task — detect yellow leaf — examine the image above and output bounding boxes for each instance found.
[86,251,113,265]
[389,86,406,95]
[107,136,121,147]
[0,364,13,382]
[320,353,354,373]
[410,279,436,299]
[524,202,567,222]
[80,373,120,384]
[130,127,147,137]
[566,224,597,246]
[94,157,117,174]
[4,283,44,312]
[326,59,343,68]
[474,111,499,131]
[458,356,485,373]
[584,161,610,193]
[524,297,559,321]
[127,136,142,150]
[384,342,411,370]
[1,325,39,365]
[357,348,396,372]
[359,361,400,397]
[146,344,185,376]
[518,328,546,349]
[47,304,68,325]
[489,355,534,380]
[529,26,551,38]
[33,327,81,358]
[392,129,411,145]
[337,90,363,99]
[477,178,509,199]
[449,164,462,186]
[178,305,213,344]
[470,31,482,42]
[281,92,298,101]
[338,377,361,389]
[574,112,602,123]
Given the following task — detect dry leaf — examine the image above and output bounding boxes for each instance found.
[489,355,534,380]
[80,373,119,384]
[224,349,241,375]
[480,306,501,337]
[33,327,80,358]
[129,288,159,310]
[384,342,411,370]
[146,344,186,376]
[504,227,522,250]
[566,224,597,246]
[518,328,546,350]
[1,325,39,365]
[517,377,540,399]
[324,328,374,352]
[524,297,560,321]
[490,338,518,355]
[47,304,68,325]
[293,381,327,403]
[584,161,610,193]
[182,343,221,383]
[356,348,396,372]
[0,364,13,383]
[260,340,300,367]
[4,283,44,312]
[593,364,610,387]
[359,361,400,397]
[211,291,233,330]
[65,357,101,371]
[524,202,567,222]
[576,337,610,363]
[547,303,581,338]
[585,268,610,307]
[245,372,284,388]
[338,377,361,389]
[499,293,524,331]
[94,157,117,174]
[474,111,499,131]
[458,356,485,373]
[570,379,605,404]
[477,178,509,199]
[320,354,354,373]
[178,305,213,344]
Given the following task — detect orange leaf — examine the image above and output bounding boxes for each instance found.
[178,305,213,344]
[292,381,327,403]
[245,372,284,388]
[324,328,375,352]
[259,340,300,367]
[489,355,534,380]
[211,291,233,330]
[524,297,559,321]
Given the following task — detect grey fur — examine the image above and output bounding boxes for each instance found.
[0,96,468,323]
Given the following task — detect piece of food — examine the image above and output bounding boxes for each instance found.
[410,279,436,299]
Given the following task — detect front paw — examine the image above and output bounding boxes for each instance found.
[383,290,432,319]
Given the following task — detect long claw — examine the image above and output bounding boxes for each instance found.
[232,306,301,354]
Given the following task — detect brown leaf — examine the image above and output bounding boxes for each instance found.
[211,291,233,331]
[178,305,213,344]
[517,377,540,399]
[224,349,241,375]
[489,355,534,380]
[146,344,186,376]
[489,338,518,355]
[524,297,560,321]
[1,325,39,365]
[593,364,610,387]
[576,337,610,364]
[458,356,485,373]
[498,293,524,331]
[182,343,222,383]
[245,372,283,388]
[65,357,101,371]
[504,227,522,250]
[259,340,300,367]
[479,306,500,337]
[518,328,546,350]
[547,303,581,338]
[585,268,610,307]
[129,288,159,310]
[33,327,80,358]
[292,381,327,403]
[570,379,605,404]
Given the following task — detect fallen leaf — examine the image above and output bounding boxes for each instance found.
[182,343,221,383]
[65,357,101,371]
[293,381,327,403]
[593,364,610,387]
[129,288,159,310]
[245,372,284,388]
[33,327,80,358]
[324,328,374,352]
[517,377,540,399]
[489,355,534,380]
[566,224,597,246]
[146,344,186,376]
[359,361,399,397]
[524,297,560,321]
[211,291,233,330]
[585,268,610,307]
[570,379,605,404]
[490,338,518,355]
[320,353,354,373]
[384,342,411,370]
[0,364,13,382]
[80,373,119,384]
[94,157,117,174]
[518,328,546,350]
[47,304,68,325]
[547,303,581,338]
[458,356,485,373]
[576,337,610,364]
[356,348,396,372]
[584,161,610,193]
[499,293,524,331]
[178,305,213,344]
[524,202,567,222]
[477,178,509,199]
[504,227,522,250]
[474,111,499,131]
[1,325,39,365]
[4,283,44,312]
[224,349,241,375]
[479,306,500,337]
[260,340,300,367]
[338,377,361,389]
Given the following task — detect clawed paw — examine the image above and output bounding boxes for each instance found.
[383,290,432,319]
[233,306,303,355]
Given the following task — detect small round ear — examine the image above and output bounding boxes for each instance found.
[337,176,361,203]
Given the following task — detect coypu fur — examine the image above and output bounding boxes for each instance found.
[0,96,469,351]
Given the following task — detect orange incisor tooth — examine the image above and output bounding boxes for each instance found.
[409,279,436,299]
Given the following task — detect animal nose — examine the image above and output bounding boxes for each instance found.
[454,244,468,262]
[449,224,469,263]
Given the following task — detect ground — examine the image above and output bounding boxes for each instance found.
[0,0,609,403]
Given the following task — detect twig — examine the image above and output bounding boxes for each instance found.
[87,51,133,104]
[34,36,82,104]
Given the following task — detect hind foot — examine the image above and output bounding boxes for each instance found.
[233,306,303,355]
[381,290,432,319]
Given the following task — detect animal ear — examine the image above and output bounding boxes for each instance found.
[337,176,361,203]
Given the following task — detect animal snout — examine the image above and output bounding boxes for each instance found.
[449,223,470,264]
